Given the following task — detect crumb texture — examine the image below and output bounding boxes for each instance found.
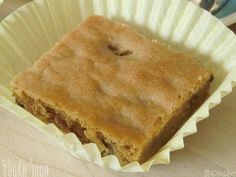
[10,15,212,164]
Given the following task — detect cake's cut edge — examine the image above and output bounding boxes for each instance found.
[11,87,143,165]
[10,72,213,165]
[138,74,213,163]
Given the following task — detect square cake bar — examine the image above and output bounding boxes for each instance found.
[10,15,213,165]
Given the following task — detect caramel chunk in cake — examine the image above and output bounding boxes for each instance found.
[10,15,213,165]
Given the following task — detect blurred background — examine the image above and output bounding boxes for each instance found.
[190,0,236,26]
[1,0,236,31]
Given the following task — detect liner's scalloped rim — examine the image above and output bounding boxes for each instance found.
[0,0,236,173]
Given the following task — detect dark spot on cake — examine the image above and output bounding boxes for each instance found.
[118,50,132,56]
[209,74,214,82]
[107,44,132,56]
[44,106,91,143]
[124,145,131,150]
[16,99,25,108]
[107,44,118,51]
[70,122,91,144]
[96,132,114,155]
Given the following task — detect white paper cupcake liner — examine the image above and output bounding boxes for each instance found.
[0,0,236,172]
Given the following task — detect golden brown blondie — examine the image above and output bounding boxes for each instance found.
[10,15,213,165]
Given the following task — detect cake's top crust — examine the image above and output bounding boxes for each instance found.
[11,15,212,145]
